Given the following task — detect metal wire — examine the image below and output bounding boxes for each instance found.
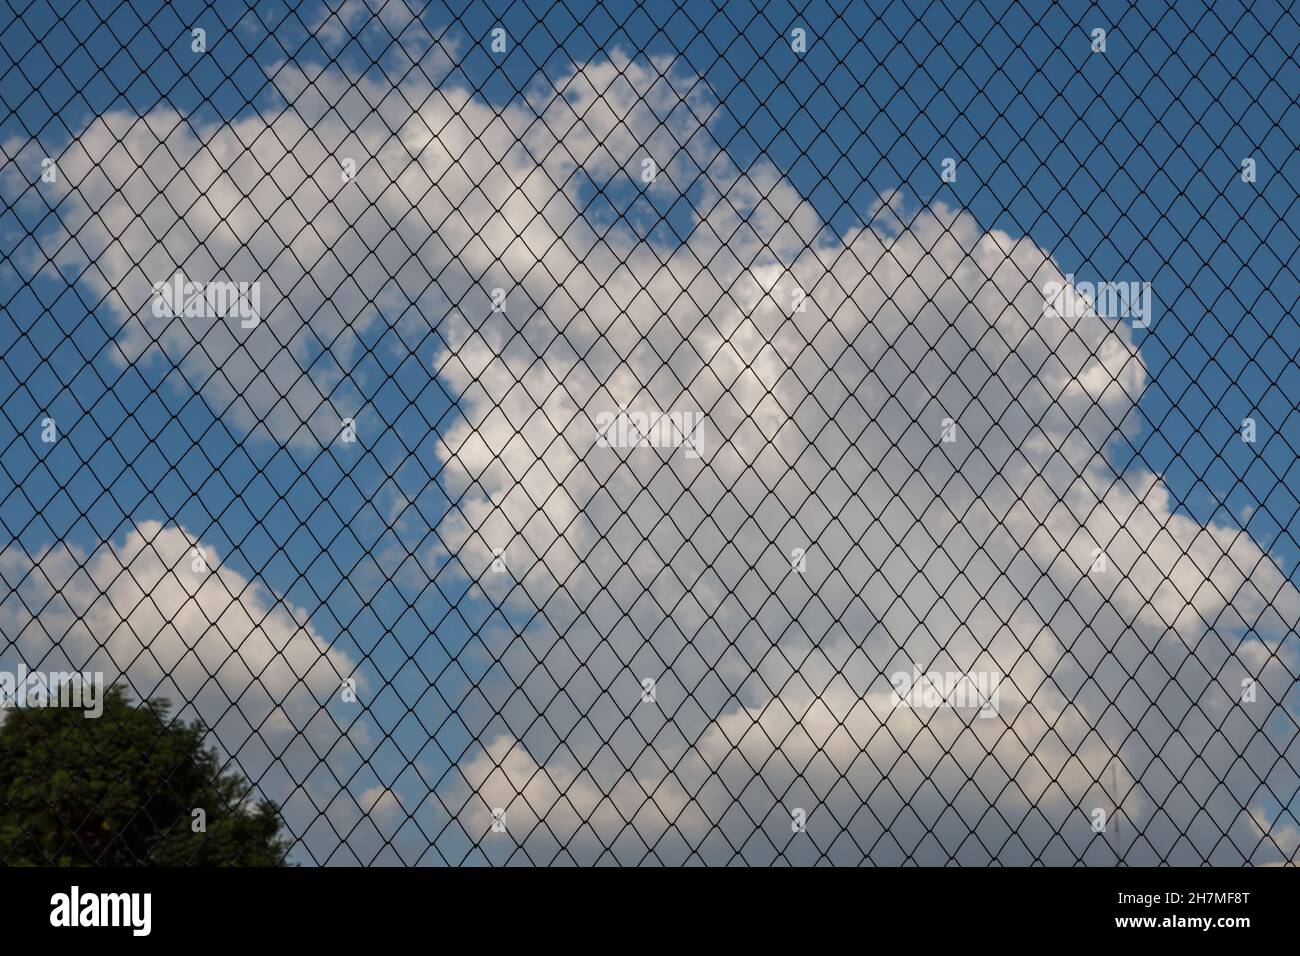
[1,0,1298,865]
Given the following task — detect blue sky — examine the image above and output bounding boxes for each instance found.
[1,0,1298,863]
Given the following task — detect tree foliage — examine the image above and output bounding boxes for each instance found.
[0,684,288,865]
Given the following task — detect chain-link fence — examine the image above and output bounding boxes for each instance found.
[0,0,1297,866]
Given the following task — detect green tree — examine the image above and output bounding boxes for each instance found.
[0,684,289,865]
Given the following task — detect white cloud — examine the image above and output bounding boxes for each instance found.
[6,43,1298,864]
[0,521,368,850]
[417,58,1299,864]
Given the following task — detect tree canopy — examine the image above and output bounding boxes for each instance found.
[0,684,289,865]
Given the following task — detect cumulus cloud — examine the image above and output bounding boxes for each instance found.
[5,39,1297,864]
[420,59,1300,864]
[0,521,369,854]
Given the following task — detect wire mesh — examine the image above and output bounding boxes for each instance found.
[1,0,1298,865]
